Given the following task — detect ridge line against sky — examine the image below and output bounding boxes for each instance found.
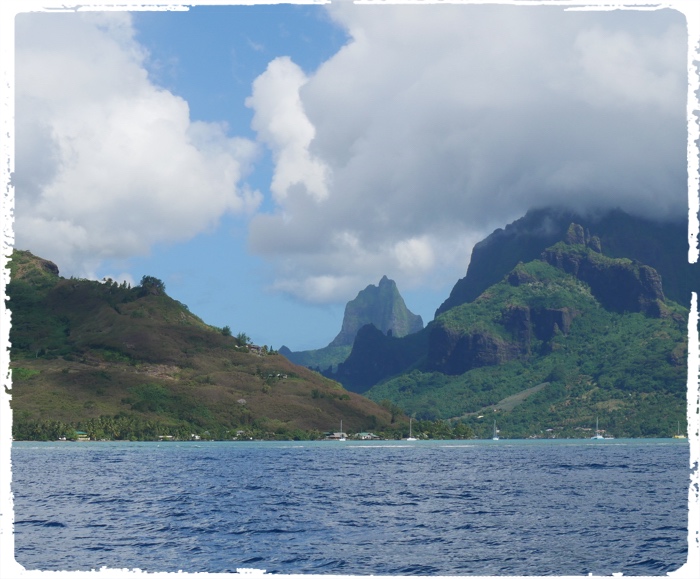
[1,0,699,354]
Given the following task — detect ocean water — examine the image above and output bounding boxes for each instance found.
[11,439,689,575]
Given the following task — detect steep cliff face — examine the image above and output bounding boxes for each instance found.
[500,303,576,350]
[330,276,424,347]
[426,326,520,375]
[280,276,423,372]
[8,249,60,285]
[426,304,579,377]
[435,208,693,317]
[541,226,665,316]
[333,323,428,393]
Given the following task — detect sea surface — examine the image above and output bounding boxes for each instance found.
[10,439,690,575]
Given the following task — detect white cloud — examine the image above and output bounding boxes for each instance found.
[270,274,360,304]
[13,6,688,308]
[245,56,330,203]
[14,11,261,277]
[573,23,686,110]
[393,237,435,275]
[246,4,688,304]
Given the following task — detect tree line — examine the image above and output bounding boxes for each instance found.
[13,415,476,442]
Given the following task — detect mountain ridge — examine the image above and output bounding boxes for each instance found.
[366,244,687,438]
[280,276,423,371]
[324,210,688,438]
[7,206,691,440]
[435,207,695,316]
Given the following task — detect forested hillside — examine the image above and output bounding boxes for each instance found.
[332,216,690,439]
[7,250,394,440]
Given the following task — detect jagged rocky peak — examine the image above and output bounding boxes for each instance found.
[564,223,602,253]
[329,276,424,347]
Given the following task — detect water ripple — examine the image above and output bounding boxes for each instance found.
[11,439,689,575]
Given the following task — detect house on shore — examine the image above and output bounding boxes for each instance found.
[354,432,380,440]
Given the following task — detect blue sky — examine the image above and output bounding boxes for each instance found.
[8,1,692,351]
[105,5,356,351]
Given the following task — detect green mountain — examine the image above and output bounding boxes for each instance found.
[279,275,423,371]
[436,207,697,315]
[329,215,690,439]
[6,250,394,440]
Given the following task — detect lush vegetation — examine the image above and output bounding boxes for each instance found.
[7,221,691,442]
[439,260,590,337]
[11,413,475,442]
[7,250,395,439]
[366,254,688,439]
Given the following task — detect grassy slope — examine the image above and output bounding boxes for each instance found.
[7,250,393,439]
[365,258,688,439]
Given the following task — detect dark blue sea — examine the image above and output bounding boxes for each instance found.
[11,439,690,575]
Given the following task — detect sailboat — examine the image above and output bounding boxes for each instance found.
[406,417,417,441]
[591,417,614,440]
[492,420,499,440]
[591,417,604,440]
[673,421,686,439]
[339,420,346,441]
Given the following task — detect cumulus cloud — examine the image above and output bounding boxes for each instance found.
[246,4,688,304]
[246,56,330,203]
[14,11,261,277]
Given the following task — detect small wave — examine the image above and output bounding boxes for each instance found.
[15,519,66,528]
[550,462,629,471]
[89,456,124,463]
[132,541,161,548]
[311,558,346,570]
[393,564,442,575]
[251,528,299,535]
[88,497,130,505]
[626,557,678,574]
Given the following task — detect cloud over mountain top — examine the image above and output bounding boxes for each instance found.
[245,4,688,303]
[11,5,689,306]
